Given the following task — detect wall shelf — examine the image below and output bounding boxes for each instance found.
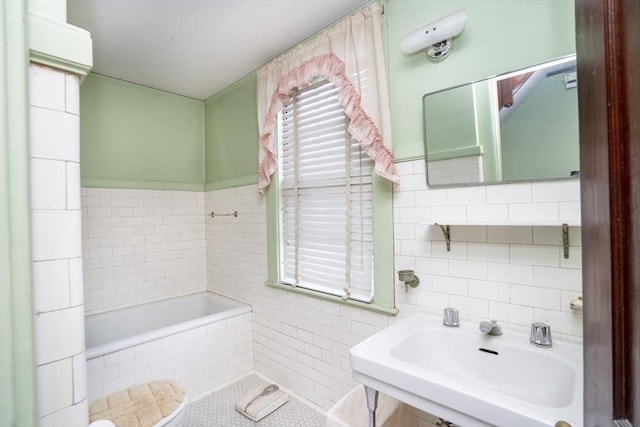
[431,221,579,258]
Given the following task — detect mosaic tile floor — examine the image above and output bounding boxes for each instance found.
[184,374,327,427]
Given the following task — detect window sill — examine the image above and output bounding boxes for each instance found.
[265,281,399,316]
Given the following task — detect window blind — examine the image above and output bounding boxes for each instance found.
[278,81,374,302]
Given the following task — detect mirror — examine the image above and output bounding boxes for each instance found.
[423,55,579,187]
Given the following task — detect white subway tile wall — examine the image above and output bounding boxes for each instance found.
[81,158,583,416]
[86,312,253,403]
[81,189,207,314]
[30,63,88,427]
[205,186,394,410]
[394,160,583,341]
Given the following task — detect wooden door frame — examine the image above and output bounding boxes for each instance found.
[576,0,640,425]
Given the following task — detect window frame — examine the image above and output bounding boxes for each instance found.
[264,83,397,315]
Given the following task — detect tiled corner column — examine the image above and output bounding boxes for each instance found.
[30,63,88,427]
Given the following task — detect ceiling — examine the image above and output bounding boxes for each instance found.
[67,0,370,100]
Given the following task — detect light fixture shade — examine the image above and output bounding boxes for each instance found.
[400,10,468,55]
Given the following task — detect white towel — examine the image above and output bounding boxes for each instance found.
[235,384,289,422]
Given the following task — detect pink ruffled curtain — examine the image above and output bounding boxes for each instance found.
[256,2,398,193]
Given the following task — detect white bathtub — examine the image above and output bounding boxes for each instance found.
[85,292,254,402]
[86,292,250,358]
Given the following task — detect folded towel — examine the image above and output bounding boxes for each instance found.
[235,384,289,422]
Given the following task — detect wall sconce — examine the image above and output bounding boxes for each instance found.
[398,270,420,292]
[400,10,468,62]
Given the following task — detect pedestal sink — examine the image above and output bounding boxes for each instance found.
[350,313,583,427]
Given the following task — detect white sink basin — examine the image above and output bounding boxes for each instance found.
[350,313,583,427]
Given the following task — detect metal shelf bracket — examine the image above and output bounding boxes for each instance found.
[562,223,569,259]
[437,224,451,252]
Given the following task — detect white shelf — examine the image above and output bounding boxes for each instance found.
[429,220,580,227]
[428,221,577,258]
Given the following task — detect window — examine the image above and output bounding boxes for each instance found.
[277,80,374,302]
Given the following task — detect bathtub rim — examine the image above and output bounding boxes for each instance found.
[85,291,252,360]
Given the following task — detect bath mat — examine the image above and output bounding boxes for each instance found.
[89,380,186,427]
[234,383,289,422]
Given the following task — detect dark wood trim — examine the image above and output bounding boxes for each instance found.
[576,0,640,424]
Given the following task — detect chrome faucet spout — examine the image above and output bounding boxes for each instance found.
[479,320,502,336]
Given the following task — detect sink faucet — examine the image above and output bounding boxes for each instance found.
[479,319,502,336]
[530,322,552,347]
[443,307,459,327]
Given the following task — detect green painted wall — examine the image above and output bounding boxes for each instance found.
[204,74,259,190]
[79,0,576,190]
[387,0,576,161]
[80,74,205,190]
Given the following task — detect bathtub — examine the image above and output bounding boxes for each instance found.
[85,292,254,402]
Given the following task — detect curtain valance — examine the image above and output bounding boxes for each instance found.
[256,2,398,193]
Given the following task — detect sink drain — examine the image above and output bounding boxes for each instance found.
[478,347,499,355]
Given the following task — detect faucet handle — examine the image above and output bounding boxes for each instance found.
[443,307,459,327]
[530,322,552,347]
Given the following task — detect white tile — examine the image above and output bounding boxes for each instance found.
[432,275,468,296]
[449,259,488,280]
[29,107,79,161]
[468,243,510,263]
[398,173,427,192]
[66,162,82,210]
[532,180,580,202]
[508,203,559,222]
[467,204,508,222]
[85,357,104,373]
[416,290,450,310]
[394,223,416,240]
[31,158,66,210]
[488,262,533,285]
[449,295,489,319]
[397,239,431,257]
[72,353,88,403]
[37,359,73,416]
[559,201,581,224]
[415,257,448,276]
[32,210,82,261]
[511,285,561,310]
[65,74,80,115]
[510,245,560,267]
[393,190,415,208]
[103,348,135,367]
[431,206,466,223]
[533,266,582,292]
[561,246,582,269]
[447,187,486,205]
[398,207,430,224]
[33,259,70,313]
[468,279,511,302]
[38,400,88,427]
[431,241,467,260]
[68,257,84,306]
[29,64,65,111]
[394,160,415,176]
[35,305,85,365]
[486,183,532,204]
[414,188,447,207]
